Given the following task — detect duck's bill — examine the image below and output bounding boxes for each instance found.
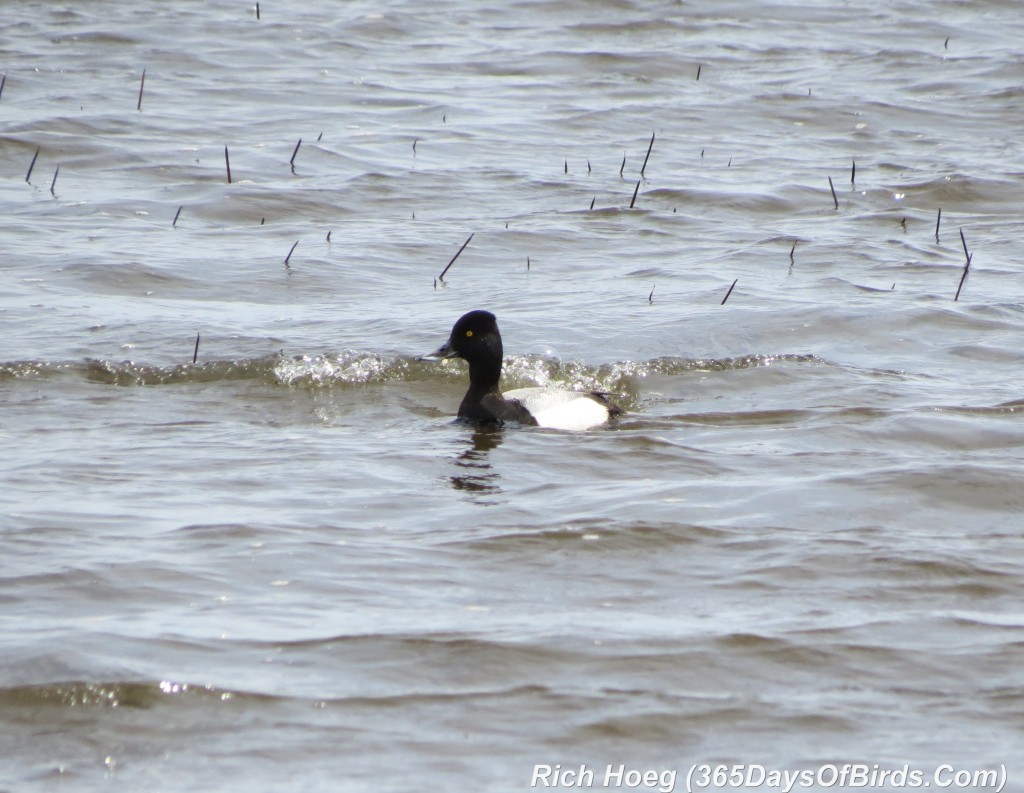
[418,340,458,361]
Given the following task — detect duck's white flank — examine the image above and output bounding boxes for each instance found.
[504,387,611,431]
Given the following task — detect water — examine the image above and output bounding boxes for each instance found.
[2,0,1024,790]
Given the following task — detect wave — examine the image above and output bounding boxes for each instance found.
[1,351,822,396]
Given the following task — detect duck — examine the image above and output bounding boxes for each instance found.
[421,310,623,430]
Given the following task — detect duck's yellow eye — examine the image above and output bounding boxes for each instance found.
[465,330,474,338]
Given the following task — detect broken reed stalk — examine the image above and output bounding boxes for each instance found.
[589,196,595,210]
[721,278,738,305]
[290,138,302,172]
[137,69,146,111]
[640,132,655,178]
[850,158,856,184]
[49,165,60,196]
[935,208,942,242]
[619,152,626,177]
[648,284,655,303]
[953,261,970,302]
[828,176,838,209]
[172,205,183,227]
[192,333,200,364]
[256,3,260,19]
[789,241,797,263]
[25,147,40,183]
[224,145,232,183]
[629,179,641,209]
[284,240,299,267]
[696,64,702,81]
[438,233,474,282]
[953,228,972,302]
[0,73,6,101]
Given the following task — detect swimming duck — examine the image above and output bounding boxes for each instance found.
[422,310,622,430]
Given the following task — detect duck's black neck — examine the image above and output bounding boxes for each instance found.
[466,355,501,394]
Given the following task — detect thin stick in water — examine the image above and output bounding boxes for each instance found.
[619,152,626,177]
[224,145,232,183]
[438,232,474,282]
[696,64,702,81]
[827,176,838,209]
[564,159,567,174]
[953,228,972,301]
[587,159,591,174]
[589,196,595,210]
[49,165,60,196]
[935,207,942,242]
[137,69,146,111]
[256,2,260,19]
[850,158,856,184]
[954,261,970,302]
[648,284,655,304]
[25,147,40,183]
[326,230,332,243]
[629,179,641,208]
[173,205,183,227]
[0,73,6,101]
[721,278,738,305]
[290,138,302,172]
[640,132,655,178]
[192,333,200,364]
[789,241,797,263]
[284,240,299,267]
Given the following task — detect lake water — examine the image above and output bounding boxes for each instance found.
[2,1,1023,790]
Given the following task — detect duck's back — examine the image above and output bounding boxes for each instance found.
[504,387,619,431]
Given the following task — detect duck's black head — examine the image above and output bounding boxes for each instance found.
[422,310,504,390]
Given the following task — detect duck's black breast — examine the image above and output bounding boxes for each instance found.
[458,389,539,426]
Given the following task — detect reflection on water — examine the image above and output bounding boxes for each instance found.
[450,428,504,499]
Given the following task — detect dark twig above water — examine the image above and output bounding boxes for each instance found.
[172,205,183,227]
[224,145,232,184]
[438,233,474,282]
[290,138,302,173]
[721,278,738,305]
[629,179,640,209]
[953,228,972,302]
[828,176,838,209]
[640,132,655,178]
[25,147,39,183]
[192,333,201,364]
[49,165,60,197]
[284,240,299,268]
[935,208,942,243]
[137,69,146,111]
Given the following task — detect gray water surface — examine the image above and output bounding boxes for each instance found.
[2,1,1023,791]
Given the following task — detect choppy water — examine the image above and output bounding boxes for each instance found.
[2,1,1024,790]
